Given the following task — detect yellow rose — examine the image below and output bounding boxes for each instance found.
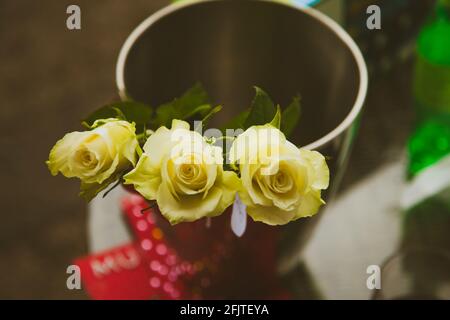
[229,124,329,225]
[47,119,139,199]
[124,119,240,224]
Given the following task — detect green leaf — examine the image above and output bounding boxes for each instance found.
[281,95,301,137]
[83,101,152,132]
[221,110,250,132]
[111,107,127,120]
[243,87,276,129]
[152,103,176,128]
[200,105,223,125]
[184,104,212,120]
[270,105,281,129]
[153,83,210,127]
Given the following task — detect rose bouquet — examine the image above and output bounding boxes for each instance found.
[47,84,329,228]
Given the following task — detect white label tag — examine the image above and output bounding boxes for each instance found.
[231,194,247,237]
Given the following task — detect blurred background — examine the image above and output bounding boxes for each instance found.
[1,0,449,299]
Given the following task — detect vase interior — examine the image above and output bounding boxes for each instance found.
[121,0,362,147]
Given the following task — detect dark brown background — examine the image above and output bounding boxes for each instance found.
[0,0,415,299]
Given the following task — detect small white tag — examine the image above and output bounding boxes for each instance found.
[231,194,247,237]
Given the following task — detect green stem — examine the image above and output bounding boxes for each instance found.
[136,144,143,157]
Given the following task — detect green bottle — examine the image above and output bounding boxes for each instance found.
[402,0,450,251]
[409,0,450,176]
